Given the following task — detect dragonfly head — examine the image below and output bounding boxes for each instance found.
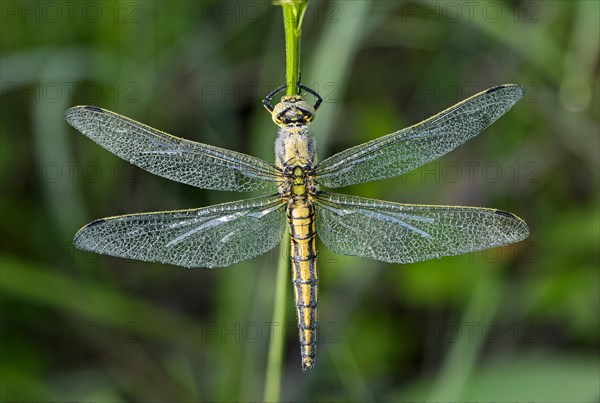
[271,95,315,128]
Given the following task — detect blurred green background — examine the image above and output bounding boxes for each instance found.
[1,0,598,401]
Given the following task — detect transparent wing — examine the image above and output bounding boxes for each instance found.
[316,85,523,188]
[315,192,529,263]
[65,106,280,192]
[74,196,286,268]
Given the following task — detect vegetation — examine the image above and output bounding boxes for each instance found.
[1,1,598,401]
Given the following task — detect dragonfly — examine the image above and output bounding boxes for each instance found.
[66,83,529,371]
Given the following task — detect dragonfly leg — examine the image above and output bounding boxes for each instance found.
[263,84,288,113]
[263,82,323,113]
[298,84,322,111]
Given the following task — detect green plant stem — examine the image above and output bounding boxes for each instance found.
[263,1,308,401]
[263,232,290,402]
[282,1,308,96]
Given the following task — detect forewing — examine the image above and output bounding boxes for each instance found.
[316,85,523,188]
[74,196,286,268]
[65,106,280,192]
[315,192,529,263]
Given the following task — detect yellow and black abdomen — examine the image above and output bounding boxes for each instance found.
[288,202,318,371]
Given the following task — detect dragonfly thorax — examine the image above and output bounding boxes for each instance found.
[280,164,317,201]
[271,95,315,128]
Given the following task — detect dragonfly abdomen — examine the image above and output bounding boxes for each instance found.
[288,202,318,371]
